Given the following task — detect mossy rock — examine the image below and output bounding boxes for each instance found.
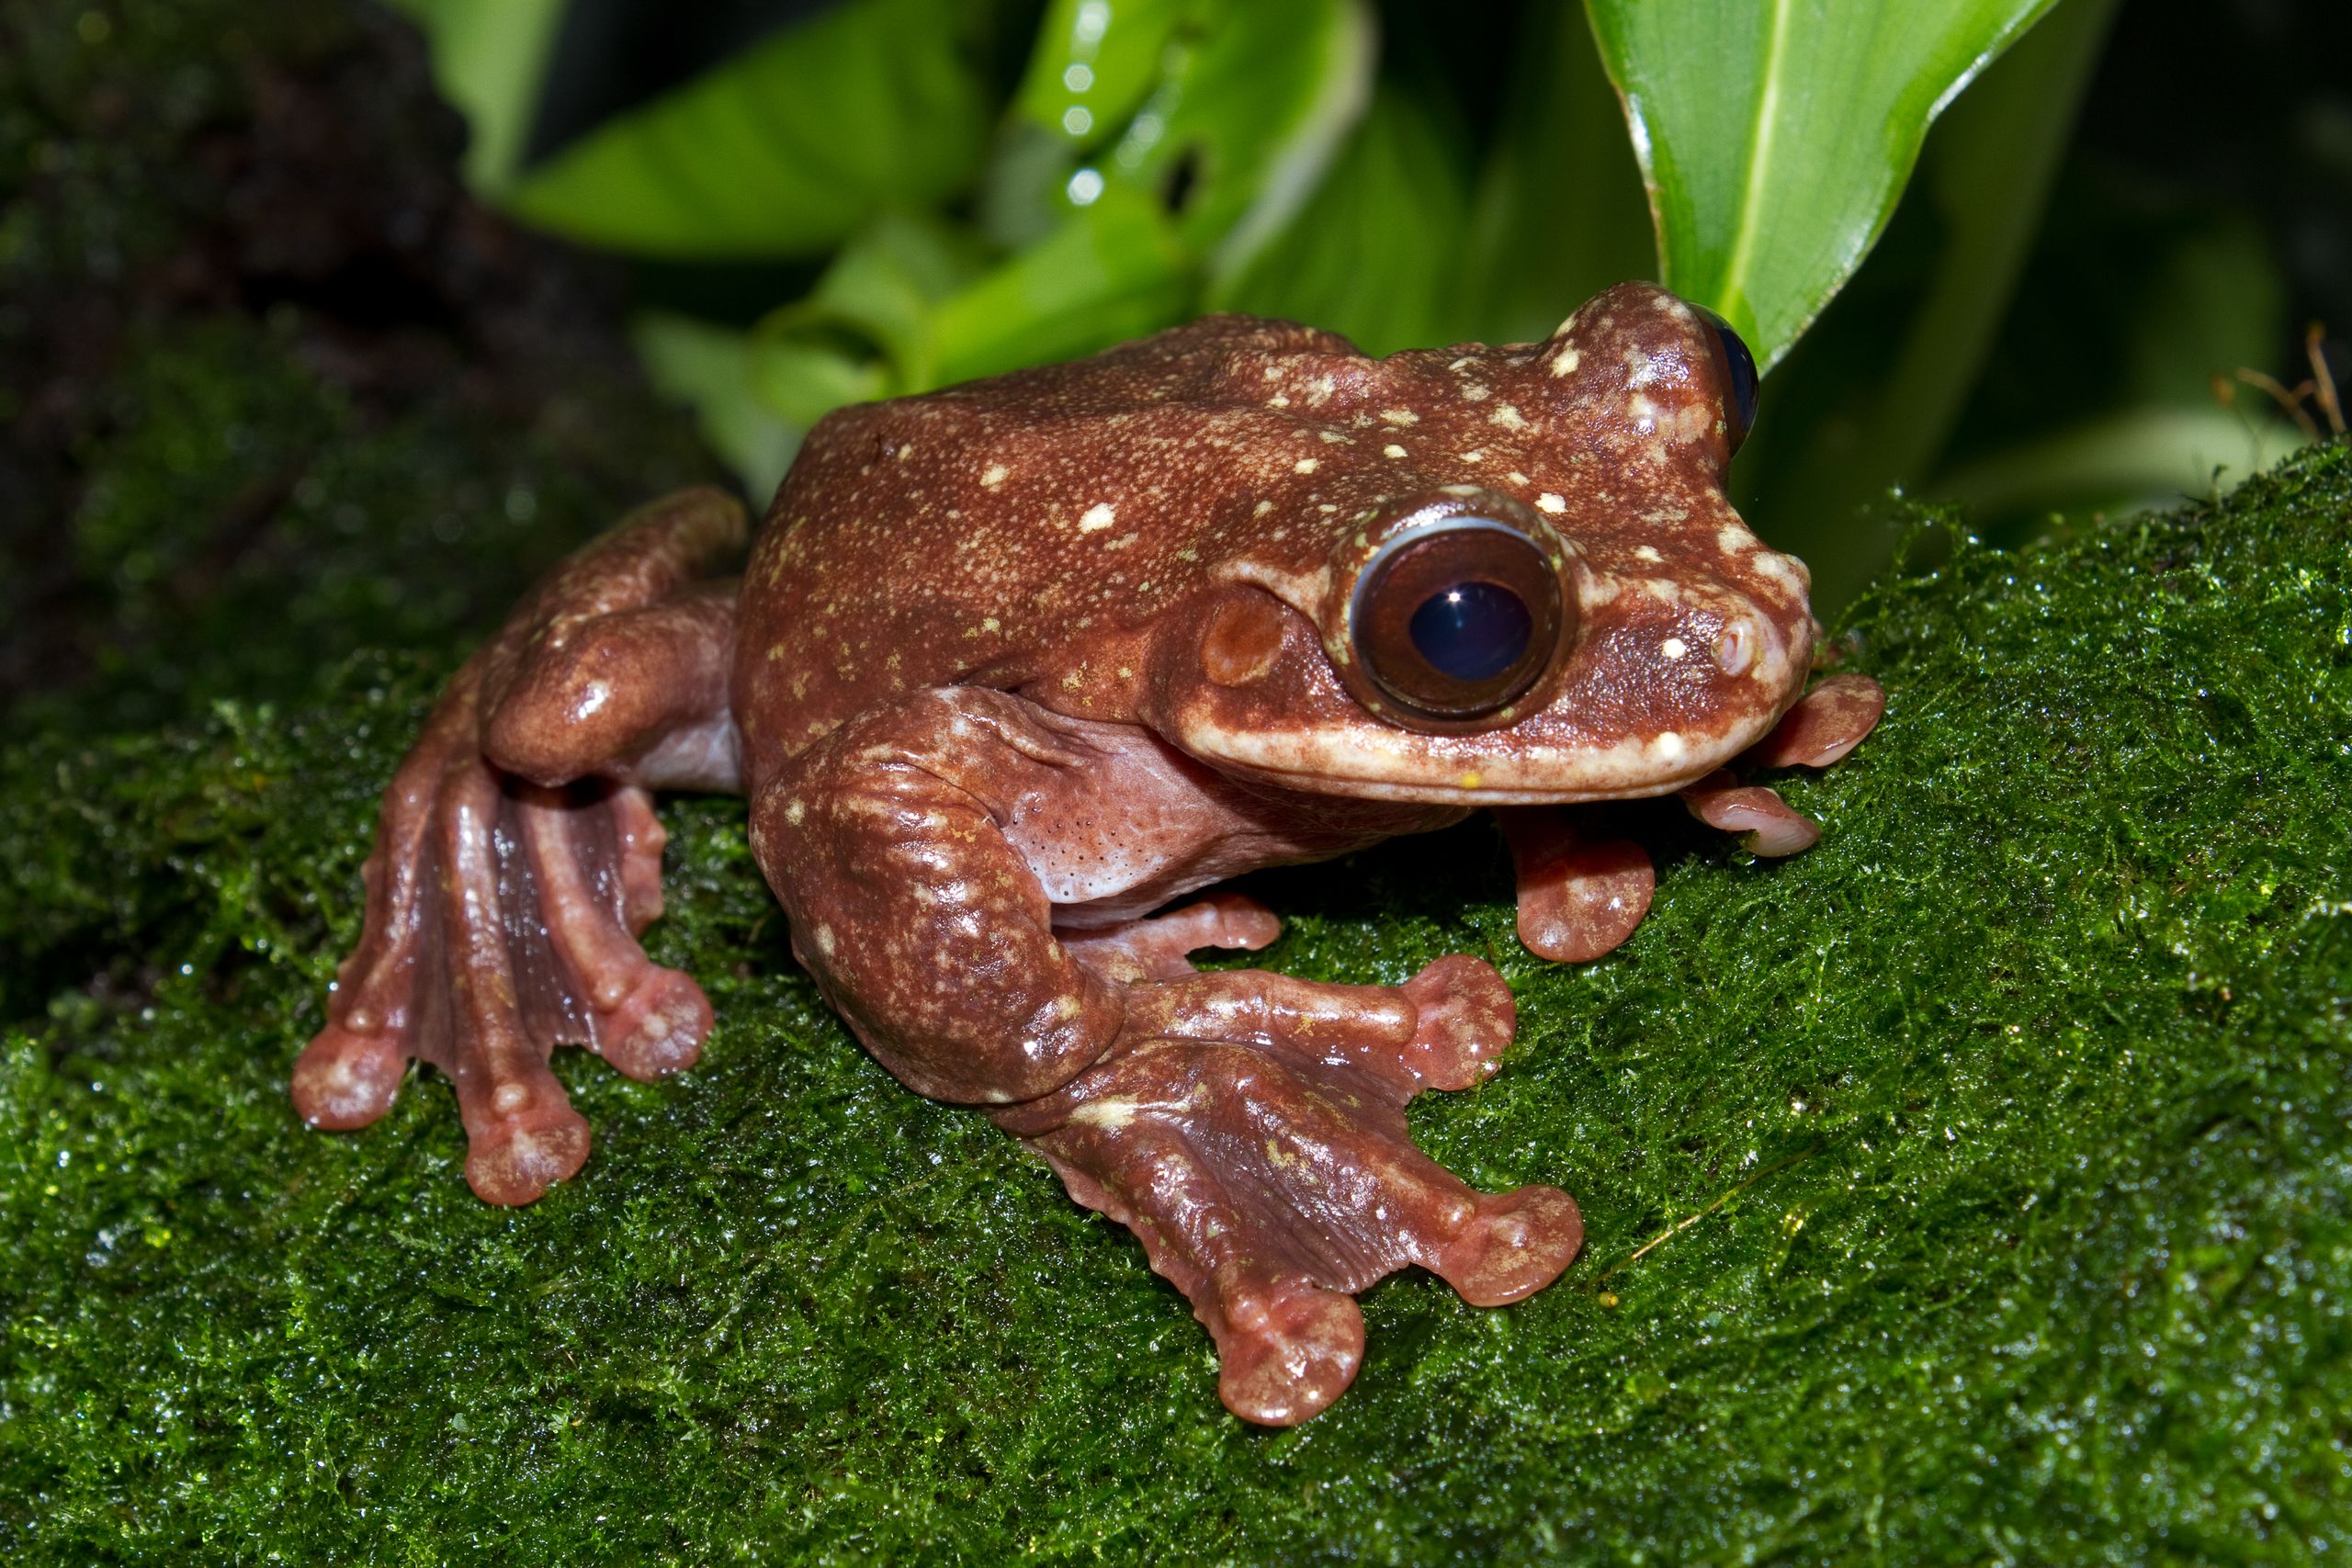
[3,446,2348,1562]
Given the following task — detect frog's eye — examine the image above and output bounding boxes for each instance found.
[1692,304,1759,451]
[1351,518,1564,721]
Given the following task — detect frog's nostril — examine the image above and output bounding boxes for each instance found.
[1713,620,1756,676]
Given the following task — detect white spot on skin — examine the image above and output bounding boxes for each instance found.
[1717,523,1757,556]
[1536,492,1566,514]
[1507,470,1530,486]
[1460,450,1485,464]
[1295,457,1318,474]
[1634,545,1664,564]
[1549,345,1581,378]
[1489,403,1528,431]
[1383,444,1407,458]
[981,464,1008,488]
[1268,393,1291,409]
[1254,500,1274,517]
[1379,408,1419,425]
[1661,637,1688,660]
[1653,731,1686,761]
[1078,502,1116,533]
[813,923,836,957]
[785,797,807,826]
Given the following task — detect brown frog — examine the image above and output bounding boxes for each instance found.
[294,282,1883,1426]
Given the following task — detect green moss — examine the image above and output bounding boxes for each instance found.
[4,445,2349,1563]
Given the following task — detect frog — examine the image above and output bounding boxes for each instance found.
[293,282,1883,1426]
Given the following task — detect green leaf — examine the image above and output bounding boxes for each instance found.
[738,2,1371,432]
[631,313,800,502]
[498,0,996,259]
[1726,0,2117,604]
[988,0,1374,278]
[1587,0,2067,370]
[382,0,568,193]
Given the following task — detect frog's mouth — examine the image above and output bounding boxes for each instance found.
[1166,705,1781,806]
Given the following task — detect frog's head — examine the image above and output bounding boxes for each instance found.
[1145,282,1816,804]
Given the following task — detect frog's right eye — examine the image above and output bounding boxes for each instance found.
[1350,518,1565,722]
[1692,304,1759,452]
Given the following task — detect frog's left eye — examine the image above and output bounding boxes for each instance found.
[1351,518,1565,722]
[1692,304,1759,451]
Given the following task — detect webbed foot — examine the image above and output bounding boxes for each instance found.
[295,671,712,1204]
[993,951,1581,1425]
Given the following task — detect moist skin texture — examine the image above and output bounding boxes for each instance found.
[294,282,1883,1426]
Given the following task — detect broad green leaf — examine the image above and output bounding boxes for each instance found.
[929,190,1193,382]
[1216,3,1654,355]
[631,313,799,502]
[742,191,1187,425]
[744,213,994,425]
[1587,0,2066,371]
[500,0,995,258]
[1728,0,2115,603]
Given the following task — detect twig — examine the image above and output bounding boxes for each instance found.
[2233,367,2322,440]
[1597,1143,1819,1282]
[2307,323,2345,435]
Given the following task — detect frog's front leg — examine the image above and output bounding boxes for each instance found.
[752,688,1582,1425]
[1502,672,1888,964]
[294,489,745,1203]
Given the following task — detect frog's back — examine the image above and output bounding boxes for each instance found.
[732,314,1376,777]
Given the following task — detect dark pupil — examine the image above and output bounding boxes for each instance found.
[1408,580,1532,682]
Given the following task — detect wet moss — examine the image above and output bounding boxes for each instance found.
[3,444,2346,1562]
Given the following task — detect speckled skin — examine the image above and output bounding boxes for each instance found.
[297,282,1883,1426]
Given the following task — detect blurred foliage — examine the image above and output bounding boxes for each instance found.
[0,0,719,728]
[4,444,2347,1562]
[391,0,2324,596]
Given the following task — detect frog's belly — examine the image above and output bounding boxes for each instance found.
[1000,712,1464,929]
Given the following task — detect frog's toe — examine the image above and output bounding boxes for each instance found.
[1398,953,1516,1089]
[1060,893,1283,983]
[463,1099,593,1206]
[1747,672,1885,769]
[1432,1185,1585,1306]
[1216,1280,1364,1427]
[290,1022,407,1130]
[1681,772,1821,857]
[1498,807,1655,963]
[594,964,712,1080]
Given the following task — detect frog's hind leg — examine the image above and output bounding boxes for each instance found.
[294,488,745,1204]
